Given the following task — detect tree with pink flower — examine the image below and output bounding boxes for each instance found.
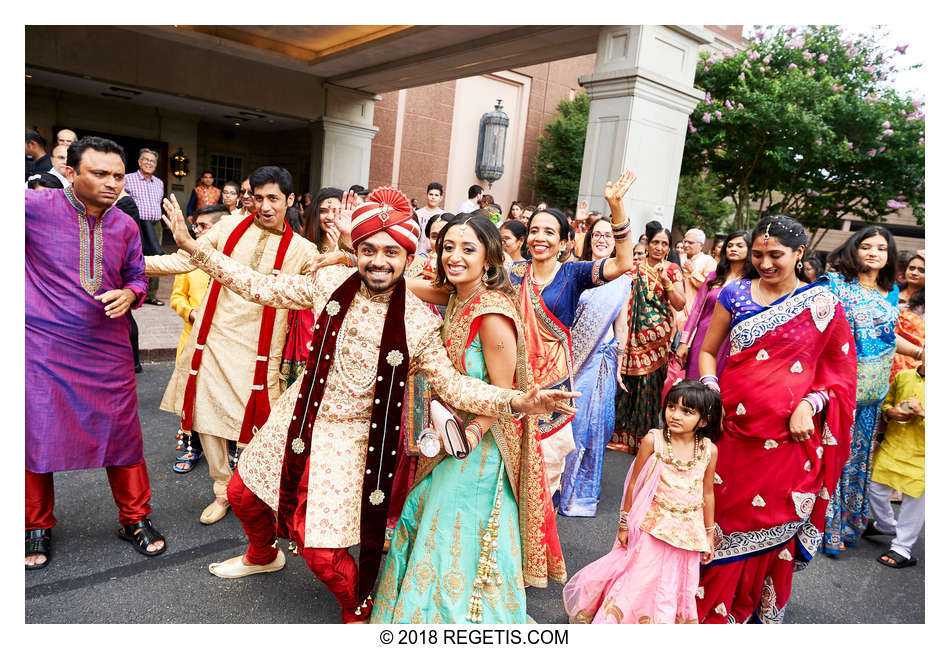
[682,24,925,240]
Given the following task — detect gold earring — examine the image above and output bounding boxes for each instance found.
[481,268,490,284]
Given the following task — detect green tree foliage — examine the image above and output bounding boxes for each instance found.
[674,171,735,234]
[529,93,589,210]
[683,25,925,239]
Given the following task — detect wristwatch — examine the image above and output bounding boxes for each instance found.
[418,428,440,458]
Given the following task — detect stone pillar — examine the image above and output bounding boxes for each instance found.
[578,25,711,235]
[310,85,380,191]
[158,111,199,208]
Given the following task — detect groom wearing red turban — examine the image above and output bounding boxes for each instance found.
[160,186,578,622]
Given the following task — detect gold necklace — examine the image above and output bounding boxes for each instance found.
[641,261,662,300]
[450,286,486,321]
[662,428,702,471]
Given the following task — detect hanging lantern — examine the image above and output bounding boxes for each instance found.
[171,148,190,179]
[475,99,509,188]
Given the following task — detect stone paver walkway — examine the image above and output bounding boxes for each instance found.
[134,275,184,362]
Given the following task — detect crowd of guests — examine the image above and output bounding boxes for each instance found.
[26,133,925,625]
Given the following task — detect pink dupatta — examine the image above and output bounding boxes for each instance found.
[562,439,663,621]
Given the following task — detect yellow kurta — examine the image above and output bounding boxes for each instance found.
[145,213,318,442]
[871,368,925,498]
[189,246,523,548]
[169,268,210,358]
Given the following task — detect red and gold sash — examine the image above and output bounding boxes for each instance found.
[278,272,410,608]
[516,266,574,438]
[180,213,293,443]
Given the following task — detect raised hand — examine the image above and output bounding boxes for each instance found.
[604,170,637,205]
[325,223,341,250]
[161,194,198,254]
[337,190,357,236]
[575,199,589,222]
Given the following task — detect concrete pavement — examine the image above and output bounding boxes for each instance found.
[25,361,924,624]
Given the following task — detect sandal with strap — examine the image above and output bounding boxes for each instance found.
[877,549,917,569]
[172,450,202,474]
[117,519,166,557]
[26,528,52,570]
[862,520,895,538]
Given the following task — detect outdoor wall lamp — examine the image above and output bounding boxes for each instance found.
[475,99,509,188]
[171,148,190,179]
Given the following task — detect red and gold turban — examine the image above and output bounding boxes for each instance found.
[350,187,420,253]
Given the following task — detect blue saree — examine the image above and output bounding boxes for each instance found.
[558,276,632,517]
[820,272,900,552]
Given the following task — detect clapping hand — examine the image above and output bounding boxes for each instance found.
[161,194,197,255]
[604,170,636,206]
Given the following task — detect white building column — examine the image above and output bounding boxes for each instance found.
[578,25,711,234]
[310,85,380,191]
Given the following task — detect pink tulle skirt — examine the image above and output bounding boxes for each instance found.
[563,448,700,624]
[564,530,699,624]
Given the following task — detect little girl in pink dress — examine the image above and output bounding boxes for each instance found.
[563,380,720,623]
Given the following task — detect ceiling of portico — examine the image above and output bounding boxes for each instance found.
[130,25,603,93]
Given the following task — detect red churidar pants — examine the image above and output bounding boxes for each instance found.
[227,464,368,622]
[25,460,153,530]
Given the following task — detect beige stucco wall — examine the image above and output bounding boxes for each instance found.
[443,72,531,214]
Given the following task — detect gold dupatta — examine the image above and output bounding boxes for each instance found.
[412,289,567,587]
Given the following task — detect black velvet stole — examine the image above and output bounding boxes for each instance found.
[276,272,410,607]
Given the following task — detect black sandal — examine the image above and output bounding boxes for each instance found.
[117,519,166,557]
[26,528,52,570]
[862,521,895,538]
[877,549,917,569]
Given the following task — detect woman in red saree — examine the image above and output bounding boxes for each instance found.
[694,215,857,623]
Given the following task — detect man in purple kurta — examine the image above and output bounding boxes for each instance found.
[26,136,166,569]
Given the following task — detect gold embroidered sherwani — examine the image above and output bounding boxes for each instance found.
[189,246,523,548]
[145,213,318,441]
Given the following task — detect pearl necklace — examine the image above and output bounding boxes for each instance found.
[662,428,702,471]
[530,262,561,288]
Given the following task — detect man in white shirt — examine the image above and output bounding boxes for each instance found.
[48,145,70,187]
[457,184,482,213]
[414,182,444,255]
[680,228,717,316]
